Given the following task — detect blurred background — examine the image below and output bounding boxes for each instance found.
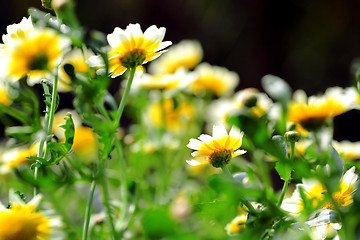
[2,0,360,140]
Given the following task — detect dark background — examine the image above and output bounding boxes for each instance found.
[1,0,360,141]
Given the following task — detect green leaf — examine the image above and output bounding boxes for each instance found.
[275,161,292,181]
[272,135,287,158]
[47,113,75,165]
[261,75,292,104]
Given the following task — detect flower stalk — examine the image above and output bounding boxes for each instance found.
[113,67,136,129]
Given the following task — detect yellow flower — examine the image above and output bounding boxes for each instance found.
[225,214,247,235]
[0,144,38,175]
[206,88,273,128]
[1,26,71,85]
[332,140,360,161]
[148,39,203,74]
[71,126,98,162]
[87,23,171,78]
[132,68,190,91]
[0,191,62,240]
[282,167,358,214]
[186,123,246,168]
[58,47,95,92]
[148,97,194,132]
[325,167,358,209]
[189,63,239,97]
[288,88,354,130]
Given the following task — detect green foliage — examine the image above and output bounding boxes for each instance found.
[0,3,359,240]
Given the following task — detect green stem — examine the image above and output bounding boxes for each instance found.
[277,179,289,207]
[220,164,233,179]
[99,174,117,239]
[289,142,295,162]
[114,139,129,231]
[82,180,96,240]
[34,80,51,196]
[278,142,295,206]
[113,67,136,129]
[45,71,59,141]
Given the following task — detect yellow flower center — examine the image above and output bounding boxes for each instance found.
[208,149,232,168]
[0,204,50,240]
[120,49,146,69]
[8,30,62,79]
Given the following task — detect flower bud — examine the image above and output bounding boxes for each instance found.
[284,131,301,143]
[41,0,52,10]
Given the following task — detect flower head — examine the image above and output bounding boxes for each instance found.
[188,63,239,97]
[0,191,63,240]
[132,68,191,91]
[332,140,360,161]
[148,39,203,74]
[58,47,96,92]
[186,123,246,168]
[148,97,195,132]
[288,87,355,130]
[206,88,273,128]
[225,214,247,235]
[282,167,358,214]
[88,23,171,78]
[0,21,71,85]
[0,145,38,175]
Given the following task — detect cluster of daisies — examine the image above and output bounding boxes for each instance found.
[0,8,359,240]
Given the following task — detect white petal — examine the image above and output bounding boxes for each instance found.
[212,123,228,139]
[233,149,247,155]
[86,55,105,68]
[28,194,43,207]
[198,134,213,144]
[342,166,358,186]
[314,224,329,240]
[229,126,242,139]
[186,159,202,166]
[191,151,199,157]
[187,138,203,150]
[144,25,165,42]
[155,41,172,52]
[9,189,24,205]
[107,27,123,48]
[111,69,127,78]
[126,23,143,39]
[0,202,6,211]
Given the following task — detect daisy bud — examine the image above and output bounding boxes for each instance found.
[284,131,301,143]
[41,0,52,10]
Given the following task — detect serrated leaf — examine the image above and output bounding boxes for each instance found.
[47,113,75,165]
